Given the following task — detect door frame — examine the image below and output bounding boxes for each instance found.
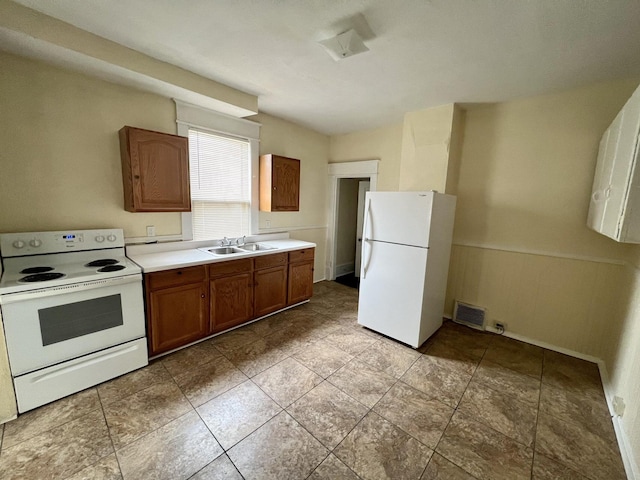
[326,160,379,281]
[354,180,370,277]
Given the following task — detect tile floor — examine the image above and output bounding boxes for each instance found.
[0,281,627,480]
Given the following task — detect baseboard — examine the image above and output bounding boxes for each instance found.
[446,316,637,480]
[335,263,355,277]
[598,362,638,480]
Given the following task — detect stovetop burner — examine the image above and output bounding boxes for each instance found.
[20,266,54,274]
[98,265,126,273]
[85,259,119,268]
[19,272,66,283]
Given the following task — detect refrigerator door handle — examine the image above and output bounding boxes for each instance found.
[362,200,373,279]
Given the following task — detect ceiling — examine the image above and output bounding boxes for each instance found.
[11,0,640,135]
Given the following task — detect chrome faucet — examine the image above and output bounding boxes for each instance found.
[220,237,231,246]
[236,236,246,247]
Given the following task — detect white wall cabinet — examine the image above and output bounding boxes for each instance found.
[587,84,640,243]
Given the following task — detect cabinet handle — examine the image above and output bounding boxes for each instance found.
[201,294,205,298]
[177,271,182,275]
[134,175,140,180]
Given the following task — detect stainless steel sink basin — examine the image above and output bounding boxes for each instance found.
[237,243,275,252]
[207,247,240,255]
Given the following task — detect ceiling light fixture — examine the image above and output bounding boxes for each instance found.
[319,29,369,61]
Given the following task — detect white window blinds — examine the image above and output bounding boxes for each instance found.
[188,129,251,240]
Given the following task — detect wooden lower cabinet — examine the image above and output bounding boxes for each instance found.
[254,265,288,317]
[145,248,315,357]
[210,272,253,333]
[146,281,208,356]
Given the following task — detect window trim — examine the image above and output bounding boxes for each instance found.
[175,100,260,241]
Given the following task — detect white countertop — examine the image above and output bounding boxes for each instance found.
[127,239,315,273]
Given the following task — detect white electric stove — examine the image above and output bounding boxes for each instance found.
[0,229,148,413]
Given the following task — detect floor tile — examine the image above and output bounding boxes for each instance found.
[116,411,222,480]
[197,380,281,450]
[421,453,477,480]
[173,356,247,407]
[324,326,378,355]
[334,411,433,480]
[2,388,100,448]
[287,381,368,449]
[223,338,289,377]
[161,339,223,377]
[436,413,533,480]
[228,411,328,479]
[328,359,396,408]
[423,339,482,376]
[539,382,615,441]
[191,454,243,480]
[430,322,492,359]
[0,409,113,480]
[65,454,122,480]
[357,339,421,378]
[532,452,587,480]
[373,382,453,448]
[292,338,354,378]
[535,412,626,480]
[472,359,540,408]
[245,312,296,337]
[103,381,192,450]
[457,380,537,446]
[97,361,172,405]
[263,324,321,356]
[484,335,543,378]
[400,355,472,408]
[308,454,360,480]
[253,357,323,407]
[212,328,261,356]
[542,351,604,401]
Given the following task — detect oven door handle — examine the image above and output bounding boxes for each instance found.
[0,274,142,304]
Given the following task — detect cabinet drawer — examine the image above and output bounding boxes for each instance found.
[254,252,287,270]
[146,265,207,290]
[289,248,314,263]
[209,258,253,278]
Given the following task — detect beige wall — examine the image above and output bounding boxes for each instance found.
[329,122,403,191]
[251,112,330,281]
[0,51,182,237]
[399,104,455,192]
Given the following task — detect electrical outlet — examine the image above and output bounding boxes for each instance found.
[495,322,505,333]
[146,225,156,237]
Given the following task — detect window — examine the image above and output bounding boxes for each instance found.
[188,129,250,240]
[175,100,260,241]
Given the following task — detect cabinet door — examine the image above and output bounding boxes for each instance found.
[272,156,300,211]
[211,273,253,333]
[121,126,191,212]
[254,265,288,317]
[147,282,208,356]
[288,261,314,305]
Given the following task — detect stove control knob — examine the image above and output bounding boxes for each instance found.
[95,235,105,243]
[107,234,117,242]
[12,240,25,249]
[29,239,42,248]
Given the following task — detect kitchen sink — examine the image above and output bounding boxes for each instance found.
[237,243,276,251]
[206,247,241,255]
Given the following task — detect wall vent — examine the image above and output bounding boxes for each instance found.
[453,301,486,331]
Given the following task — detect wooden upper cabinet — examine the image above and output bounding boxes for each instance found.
[259,154,300,211]
[119,126,191,212]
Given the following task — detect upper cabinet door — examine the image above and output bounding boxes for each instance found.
[119,126,191,212]
[259,154,300,211]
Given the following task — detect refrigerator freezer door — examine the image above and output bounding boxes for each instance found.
[364,192,434,248]
[357,240,427,347]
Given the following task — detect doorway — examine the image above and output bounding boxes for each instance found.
[334,178,370,288]
[326,160,379,282]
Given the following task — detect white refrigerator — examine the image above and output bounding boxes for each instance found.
[357,191,456,348]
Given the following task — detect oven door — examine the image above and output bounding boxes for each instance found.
[1,275,145,376]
